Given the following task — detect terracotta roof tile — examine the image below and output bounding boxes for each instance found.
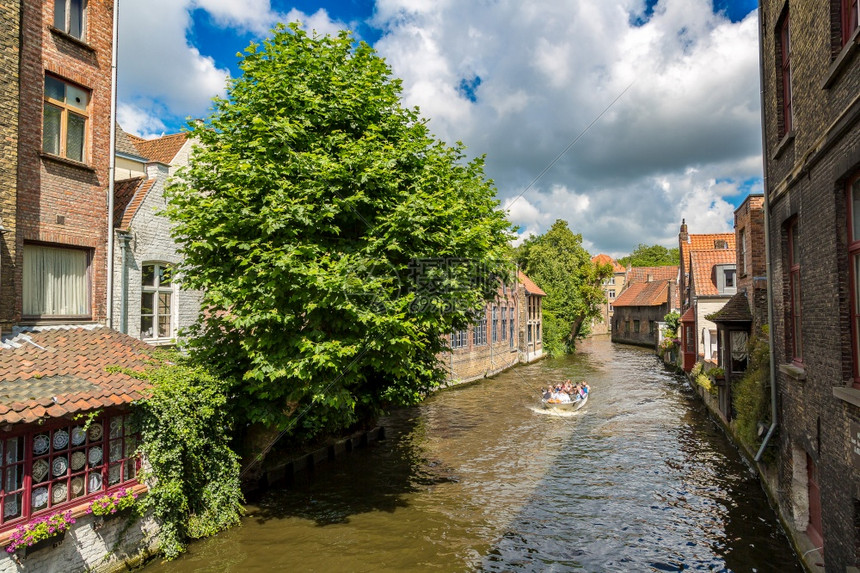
[626,266,678,285]
[115,124,148,159]
[681,232,735,281]
[132,132,189,165]
[591,254,625,273]
[681,307,696,322]
[118,179,157,230]
[0,326,156,425]
[518,271,546,296]
[613,281,670,307]
[691,249,736,297]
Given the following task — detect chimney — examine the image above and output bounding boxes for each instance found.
[667,280,675,311]
[647,273,653,282]
[679,218,689,243]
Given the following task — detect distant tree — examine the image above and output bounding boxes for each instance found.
[617,243,679,267]
[166,24,513,445]
[515,220,612,355]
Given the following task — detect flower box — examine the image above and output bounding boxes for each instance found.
[13,530,66,560]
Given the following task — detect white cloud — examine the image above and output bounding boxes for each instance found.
[117,2,343,137]
[371,0,762,256]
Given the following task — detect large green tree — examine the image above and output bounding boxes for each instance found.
[515,220,611,355]
[617,243,679,267]
[167,24,512,442]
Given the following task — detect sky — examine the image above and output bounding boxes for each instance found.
[116,0,762,259]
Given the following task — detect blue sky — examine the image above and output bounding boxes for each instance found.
[118,0,762,258]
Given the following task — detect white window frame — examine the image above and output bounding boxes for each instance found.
[140,262,174,341]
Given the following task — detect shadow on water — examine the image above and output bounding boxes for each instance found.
[142,338,800,573]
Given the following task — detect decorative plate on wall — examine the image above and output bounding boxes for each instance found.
[88,446,102,465]
[87,423,103,442]
[52,429,69,450]
[31,487,48,509]
[33,434,49,455]
[51,483,67,504]
[70,476,84,496]
[87,472,102,493]
[32,459,49,483]
[71,427,86,446]
[52,456,68,477]
[71,451,86,471]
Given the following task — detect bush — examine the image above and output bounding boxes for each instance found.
[733,326,771,450]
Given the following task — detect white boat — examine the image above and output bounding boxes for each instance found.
[542,392,588,411]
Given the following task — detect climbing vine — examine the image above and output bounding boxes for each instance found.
[130,351,244,560]
[732,326,771,452]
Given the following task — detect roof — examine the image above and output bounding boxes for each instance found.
[690,249,736,296]
[0,326,155,425]
[132,132,189,165]
[680,306,696,322]
[115,124,148,159]
[114,177,156,230]
[612,280,669,307]
[518,271,546,296]
[680,231,735,278]
[626,266,678,284]
[591,254,625,273]
[706,290,753,323]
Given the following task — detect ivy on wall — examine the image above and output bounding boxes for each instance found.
[127,352,244,560]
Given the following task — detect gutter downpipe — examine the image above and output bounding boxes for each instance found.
[118,232,130,334]
[106,0,119,329]
[756,0,778,462]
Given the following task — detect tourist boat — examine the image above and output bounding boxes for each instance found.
[542,392,588,411]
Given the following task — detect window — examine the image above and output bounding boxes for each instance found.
[715,264,737,295]
[473,315,487,346]
[778,11,793,137]
[788,220,802,362]
[509,307,515,348]
[608,303,613,312]
[738,228,747,276]
[22,244,90,318]
[53,0,87,40]
[714,239,728,249]
[501,306,507,341]
[608,277,615,285]
[450,329,467,349]
[634,320,640,333]
[0,414,139,530]
[141,263,173,340]
[608,289,616,299]
[730,330,749,372]
[649,321,655,335]
[843,0,859,47]
[492,307,498,343]
[43,75,89,163]
[725,268,736,289]
[625,320,630,333]
[848,175,860,385]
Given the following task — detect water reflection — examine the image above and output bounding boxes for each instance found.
[143,338,799,573]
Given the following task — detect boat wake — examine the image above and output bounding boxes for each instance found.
[527,405,585,418]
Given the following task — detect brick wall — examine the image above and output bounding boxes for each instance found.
[15,0,114,324]
[610,303,667,348]
[0,2,21,332]
[761,0,860,568]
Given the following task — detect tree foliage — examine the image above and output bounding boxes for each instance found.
[515,220,611,355]
[617,243,679,267]
[166,24,512,441]
[131,353,244,560]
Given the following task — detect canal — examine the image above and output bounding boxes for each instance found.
[143,337,801,572]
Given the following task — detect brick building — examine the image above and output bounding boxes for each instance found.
[677,223,736,369]
[445,271,544,383]
[758,0,860,569]
[590,254,626,335]
[610,266,678,349]
[0,2,157,568]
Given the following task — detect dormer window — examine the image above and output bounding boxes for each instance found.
[714,239,729,249]
[715,264,737,295]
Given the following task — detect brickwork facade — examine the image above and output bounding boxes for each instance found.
[760,0,860,569]
[0,1,21,331]
[733,194,768,332]
[14,0,114,325]
[445,280,544,384]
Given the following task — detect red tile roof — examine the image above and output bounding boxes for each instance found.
[518,271,546,296]
[132,132,189,165]
[690,249,736,296]
[113,177,146,228]
[613,280,670,307]
[116,178,157,230]
[681,306,696,322]
[626,266,678,284]
[681,232,735,281]
[591,254,625,273]
[0,326,155,425]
